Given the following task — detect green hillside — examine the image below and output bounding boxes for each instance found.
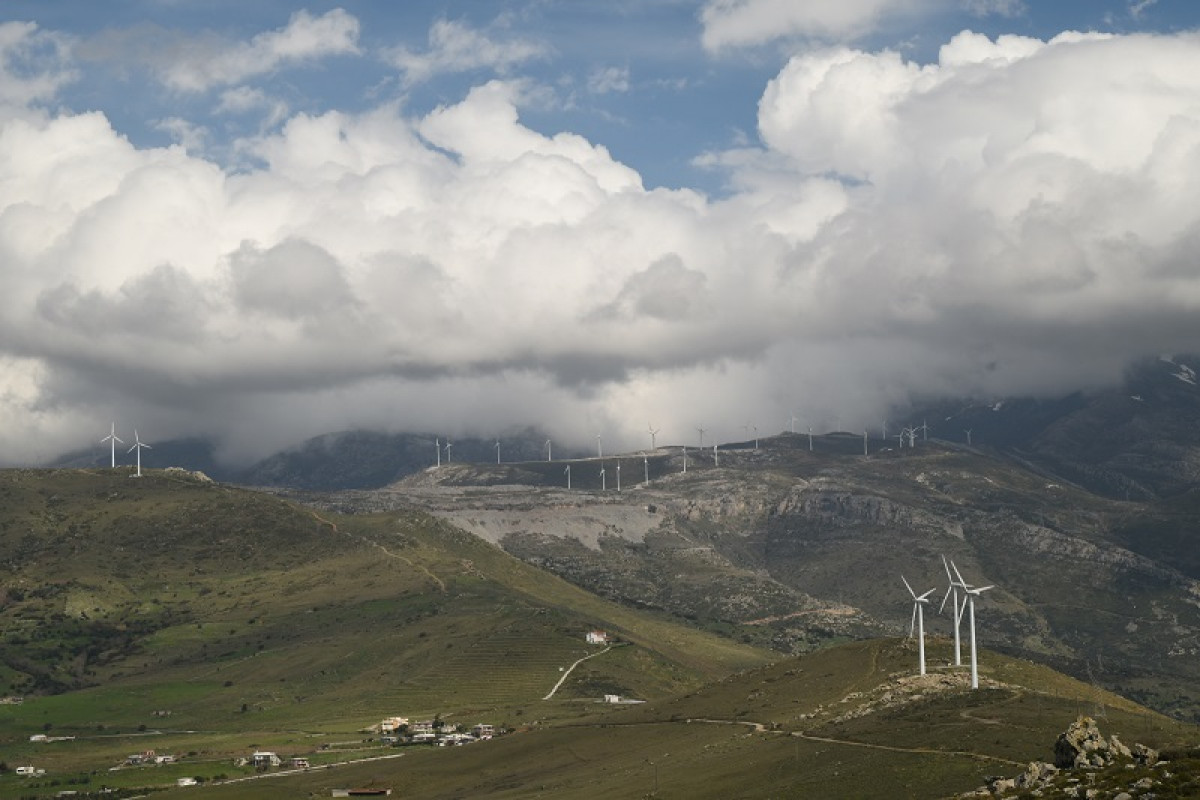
[0,468,770,798]
[138,638,1199,799]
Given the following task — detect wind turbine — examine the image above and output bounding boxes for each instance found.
[495,439,501,464]
[863,430,869,456]
[902,575,936,676]
[546,439,552,461]
[600,467,606,491]
[126,431,151,477]
[807,425,813,452]
[949,560,994,689]
[964,429,973,446]
[101,423,123,469]
[682,446,687,473]
[696,425,706,449]
[642,452,649,484]
[444,440,452,463]
[596,433,603,459]
[616,461,621,492]
[938,555,967,667]
[713,443,719,467]
[564,464,571,489]
[789,413,799,434]
[648,424,660,451]
[435,438,441,467]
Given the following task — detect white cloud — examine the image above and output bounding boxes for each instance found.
[588,66,630,94]
[5,29,1200,463]
[158,9,360,92]
[385,18,548,86]
[700,0,931,51]
[0,21,76,109]
[961,0,1027,18]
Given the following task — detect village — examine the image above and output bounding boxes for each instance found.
[11,630,628,789]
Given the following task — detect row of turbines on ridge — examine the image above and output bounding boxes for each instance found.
[434,416,965,488]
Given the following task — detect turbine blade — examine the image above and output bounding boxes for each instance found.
[973,585,995,594]
[917,588,936,602]
[901,575,917,600]
[949,559,969,589]
[942,554,954,582]
[938,585,952,615]
[909,603,917,638]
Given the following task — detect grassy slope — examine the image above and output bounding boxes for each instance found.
[149,637,1199,800]
[0,469,769,797]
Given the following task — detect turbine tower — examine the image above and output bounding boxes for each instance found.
[713,443,719,467]
[648,424,660,451]
[642,452,649,484]
[444,440,452,463]
[682,446,687,473]
[600,467,606,491]
[696,425,706,449]
[127,431,151,478]
[435,438,441,467]
[807,425,813,452]
[902,575,936,676]
[546,439,552,461]
[949,560,995,689]
[616,461,621,492]
[596,433,603,459]
[789,413,799,434]
[964,429,973,446]
[564,464,571,489]
[938,555,967,667]
[495,439,501,464]
[101,423,123,469]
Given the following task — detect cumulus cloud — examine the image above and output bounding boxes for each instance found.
[385,18,548,86]
[4,26,1200,464]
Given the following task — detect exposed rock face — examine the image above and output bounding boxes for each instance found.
[1054,716,1131,769]
[963,716,1164,798]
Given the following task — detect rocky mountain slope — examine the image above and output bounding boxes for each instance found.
[301,429,1200,724]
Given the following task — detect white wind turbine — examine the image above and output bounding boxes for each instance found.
[600,467,606,491]
[938,554,967,668]
[564,464,571,488]
[681,446,687,473]
[807,425,813,452]
[964,429,973,446]
[596,433,603,458]
[101,423,123,469]
[642,452,649,484]
[495,439,501,464]
[789,412,799,434]
[435,438,441,467]
[902,575,936,676]
[696,425,706,449]
[127,431,151,478]
[949,560,995,689]
[648,424,660,451]
[713,443,719,467]
[444,440,453,463]
[616,461,621,492]
[546,439,552,461]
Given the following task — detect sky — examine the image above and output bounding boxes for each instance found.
[2,0,1200,465]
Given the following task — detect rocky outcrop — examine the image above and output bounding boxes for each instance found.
[962,717,1163,798]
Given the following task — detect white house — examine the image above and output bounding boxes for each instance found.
[586,630,608,644]
[251,751,282,767]
[379,716,409,734]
